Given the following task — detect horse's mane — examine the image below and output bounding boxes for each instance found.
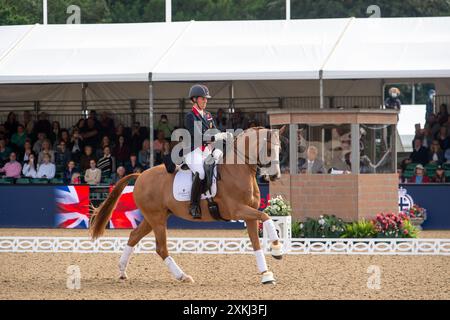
[233,126,268,141]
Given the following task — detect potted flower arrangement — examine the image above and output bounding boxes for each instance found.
[259,195,292,238]
[405,204,427,230]
[372,212,418,238]
[298,215,346,238]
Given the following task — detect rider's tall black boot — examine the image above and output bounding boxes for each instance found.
[190,172,202,219]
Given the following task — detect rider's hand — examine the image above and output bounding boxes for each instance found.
[214,132,233,141]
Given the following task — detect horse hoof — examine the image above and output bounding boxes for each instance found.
[119,274,128,280]
[261,271,276,285]
[270,243,283,260]
[180,274,195,283]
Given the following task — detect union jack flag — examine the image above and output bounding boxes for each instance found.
[55,185,90,228]
[109,186,143,229]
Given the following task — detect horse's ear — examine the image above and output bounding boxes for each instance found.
[279,125,287,135]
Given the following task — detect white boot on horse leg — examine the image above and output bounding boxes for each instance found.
[263,219,283,260]
[255,249,276,285]
[118,245,134,280]
[164,256,194,283]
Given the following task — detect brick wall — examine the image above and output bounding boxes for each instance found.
[270,173,398,222]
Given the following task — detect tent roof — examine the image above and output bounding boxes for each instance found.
[323,17,450,79]
[0,17,449,84]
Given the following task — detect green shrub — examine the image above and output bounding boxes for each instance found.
[291,220,302,238]
[341,219,376,238]
[400,219,419,238]
[298,215,346,238]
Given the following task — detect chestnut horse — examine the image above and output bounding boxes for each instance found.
[90,127,284,284]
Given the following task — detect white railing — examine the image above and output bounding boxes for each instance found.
[0,237,449,255]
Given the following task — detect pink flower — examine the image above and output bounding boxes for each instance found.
[403,229,409,235]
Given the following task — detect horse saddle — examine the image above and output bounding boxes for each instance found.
[172,158,227,221]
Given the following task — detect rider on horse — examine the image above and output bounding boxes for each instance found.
[184,84,231,219]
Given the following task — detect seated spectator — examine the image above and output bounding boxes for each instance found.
[155,114,173,140]
[432,165,447,183]
[21,140,34,164]
[421,127,433,149]
[4,112,19,139]
[0,152,22,178]
[408,164,430,184]
[33,112,52,140]
[36,153,55,179]
[436,103,449,126]
[23,111,35,138]
[81,118,100,149]
[54,129,70,150]
[298,146,326,174]
[384,87,401,110]
[22,153,37,178]
[111,166,126,184]
[131,121,148,154]
[397,168,407,183]
[96,135,115,159]
[99,111,115,138]
[425,113,440,138]
[138,139,151,169]
[113,135,130,167]
[435,126,450,151]
[79,145,96,172]
[97,146,116,178]
[37,139,55,164]
[154,130,168,165]
[68,128,84,163]
[50,121,61,145]
[70,172,81,185]
[125,154,142,174]
[0,137,12,166]
[215,108,227,132]
[445,149,450,163]
[84,159,101,185]
[55,140,71,168]
[33,132,47,155]
[428,140,444,165]
[11,124,27,152]
[63,160,79,184]
[330,149,351,173]
[409,138,428,166]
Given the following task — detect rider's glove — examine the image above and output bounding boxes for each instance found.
[213,132,233,141]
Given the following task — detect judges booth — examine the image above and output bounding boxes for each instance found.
[269,109,399,222]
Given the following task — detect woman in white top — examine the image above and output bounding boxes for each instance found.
[84,159,102,185]
[36,153,56,179]
[22,153,37,178]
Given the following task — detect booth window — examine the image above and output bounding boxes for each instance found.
[360,124,396,174]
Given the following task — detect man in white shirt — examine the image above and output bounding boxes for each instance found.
[37,153,55,179]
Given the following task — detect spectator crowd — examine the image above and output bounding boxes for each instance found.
[399,103,450,183]
[0,108,259,185]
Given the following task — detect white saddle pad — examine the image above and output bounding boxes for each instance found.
[173,167,217,202]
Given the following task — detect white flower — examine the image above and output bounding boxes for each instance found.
[318,218,325,226]
[300,223,304,229]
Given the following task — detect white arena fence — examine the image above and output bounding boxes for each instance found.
[0,237,449,255]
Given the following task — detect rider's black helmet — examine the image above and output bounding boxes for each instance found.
[189,84,211,100]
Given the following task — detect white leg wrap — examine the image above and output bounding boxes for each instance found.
[254,249,268,274]
[263,219,279,242]
[164,256,184,280]
[119,245,134,271]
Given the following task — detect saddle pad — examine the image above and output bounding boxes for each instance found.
[173,168,217,202]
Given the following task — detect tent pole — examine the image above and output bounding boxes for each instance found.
[286,0,291,20]
[43,0,48,25]
[148,74,154,168]
[319,70,324,109]
[165,0,172,23]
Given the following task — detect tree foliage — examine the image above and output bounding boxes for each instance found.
[0,0,449,25]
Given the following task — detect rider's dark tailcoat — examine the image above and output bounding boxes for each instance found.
[184,106,217,152]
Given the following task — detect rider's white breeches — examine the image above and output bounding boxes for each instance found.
[185,147,223,180]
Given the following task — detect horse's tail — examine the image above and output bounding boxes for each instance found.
[90,173,140,240]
